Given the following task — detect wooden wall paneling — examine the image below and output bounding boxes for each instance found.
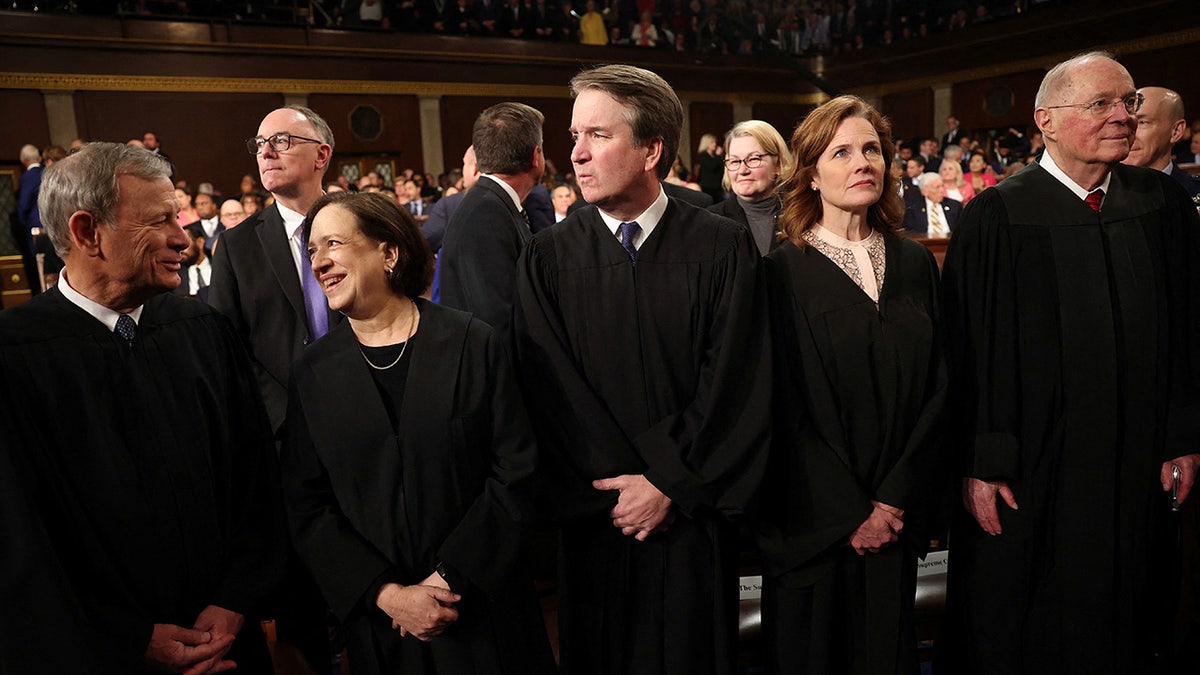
[73,91,283,196]
[1121,44,1200,125]
[307,94,424,184]
[950,70,1045,139]
[689,101,734,168]
[438,96,574,177]
[881,89,934,144]
[751,102,818,143]
[0,91,53,162]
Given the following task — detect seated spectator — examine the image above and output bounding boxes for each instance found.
[940,158,975,205]
[554,0,580,41]
[965,150,998,193]
[241,192,264,216]
[176,186,200,226]
[631,10,659,46]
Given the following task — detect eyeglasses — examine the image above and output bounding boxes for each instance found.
[1044,93,1144,117]
[724,153,776,171]
[245,132,324,155]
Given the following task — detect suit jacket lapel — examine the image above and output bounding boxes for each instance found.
[257,205,307,322]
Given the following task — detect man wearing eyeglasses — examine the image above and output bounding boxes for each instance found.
[941,51,1200,674]
[208,105,340,673]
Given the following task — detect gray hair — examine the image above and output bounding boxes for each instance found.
[570,64,683,180]
[285,104,336,149]
[19,144,40,164]
[472,102,545,175]
[942,144,964,161]
[38,142,171,257]
[1034,50,1118,111]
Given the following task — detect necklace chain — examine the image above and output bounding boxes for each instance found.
[360,300,417,371]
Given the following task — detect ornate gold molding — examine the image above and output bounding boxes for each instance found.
[0,72,822,105]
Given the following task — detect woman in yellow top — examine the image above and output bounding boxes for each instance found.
[579,0,608,44]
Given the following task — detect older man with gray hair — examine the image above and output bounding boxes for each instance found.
[0,142,284,673]
[942,52,1200,673]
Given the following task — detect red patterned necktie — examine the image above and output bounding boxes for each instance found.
[1084,189,1104,212]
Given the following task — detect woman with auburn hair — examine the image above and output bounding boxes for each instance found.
[756,95,948,674]
[939,158,975,205]
[708,119,795,255]
[281,192,555,675]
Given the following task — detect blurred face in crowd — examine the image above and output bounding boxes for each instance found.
[726,135,780,201]
[920,174,945,203]
[552,185,575,215]
[174,188,192,209]
[220,200,246,229]
[968,153,987,174]
[906,158,923,178]
[142,133,160,151]
[194,193,217,219]
[241,195,260,216]
[811,116,886,217]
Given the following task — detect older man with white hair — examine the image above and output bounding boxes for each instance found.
[942,52,1200,674]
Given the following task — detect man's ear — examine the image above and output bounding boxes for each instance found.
[315,143,333,172]
[643,137,664,175]
[68,211,102,257]
[1034,108,1054,142]
[1169,118,1187,145]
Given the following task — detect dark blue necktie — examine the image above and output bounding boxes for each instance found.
[619,221,640,261]
[114,314,136,343]
[295,235,330,340]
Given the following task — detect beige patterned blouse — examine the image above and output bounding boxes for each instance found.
[801,225,887,303]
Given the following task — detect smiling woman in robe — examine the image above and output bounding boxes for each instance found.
[756,95,948,675]
[280,191,554,675]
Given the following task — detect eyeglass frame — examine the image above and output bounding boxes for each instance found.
[1043,93,1144,117]
[724,153,777,171]
[245,132,325,155]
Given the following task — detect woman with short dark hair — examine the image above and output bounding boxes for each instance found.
[281,192,555,675]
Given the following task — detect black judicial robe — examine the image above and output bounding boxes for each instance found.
[940,163,1200,674]
[280,300,554,675]
[512,199,772,675]
[0,288,285,674]
[756,235,947,675]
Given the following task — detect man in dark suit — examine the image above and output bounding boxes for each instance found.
[942,115,964,149]
[175,226,211,302]
[902,171,960,236]
[1123,86,1200,198]
[17,144,42,257]
[187,192,222,258]
[439,101,544,336]
[208,105,340,671]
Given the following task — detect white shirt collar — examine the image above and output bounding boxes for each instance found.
[596,186,669,249]
[277,201,307,240]
[480,175,525,213]
[1039,148,1111,201]
[57,268,145,331]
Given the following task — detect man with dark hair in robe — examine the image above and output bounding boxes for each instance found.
[512,64,771,675]
[0,142,285,674]
[941,52,1200,674]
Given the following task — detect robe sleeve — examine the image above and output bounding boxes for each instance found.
[942,189,1024,481]
[633,230,773,516]
[280,381,396,622]
[437,322,541,600]
[513,239,635,521]
[875,244,950,513]
[211,324,288,617]
[1162,180,1200,458]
